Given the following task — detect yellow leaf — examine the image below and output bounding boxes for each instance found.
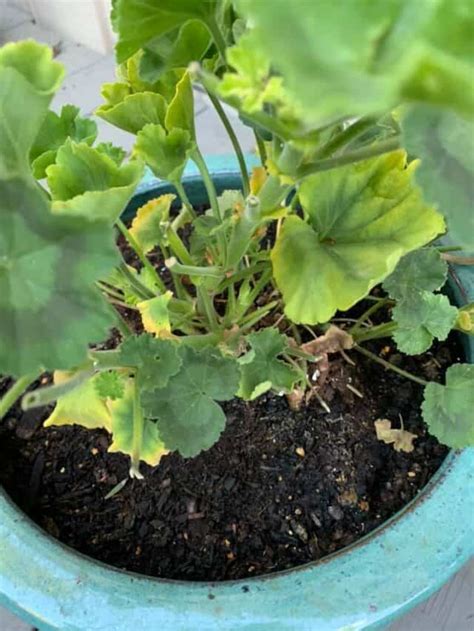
[374,418,417,453]
[108,381,169,468]
[137,291,173,338]
[129,194,175,253]
[44,371,112,431]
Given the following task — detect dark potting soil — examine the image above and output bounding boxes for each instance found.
[0,336,458,581]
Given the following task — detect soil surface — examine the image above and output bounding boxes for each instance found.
[0,337,458,581]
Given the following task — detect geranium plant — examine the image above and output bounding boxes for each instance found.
[1,0,473,479]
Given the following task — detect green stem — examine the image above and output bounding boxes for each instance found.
[315,116,378,159]
[206,90,250,196]
[191,148,221,221]
[166,226,194,265]
[436,245,463,253]
[205,15,228,66]
[130,374,144,479]
[173,180,197,221]
[197,287,219,332]
[350,298,391,334]
[353,344,428,386]
[254,131,267,166]
[166,258,223,278]
[239,300,279,330]
[22,368,95,410]
[297,137,400,178]
[353,321,397,343]
[118,262,154,300]
[0,372,41,420]
[117,220,167,293]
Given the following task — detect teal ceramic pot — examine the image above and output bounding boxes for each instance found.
[1,157,473,631]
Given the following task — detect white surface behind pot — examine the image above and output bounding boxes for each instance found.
[5,0,114,52]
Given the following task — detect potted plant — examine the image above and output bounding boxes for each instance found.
[0,1,473,629]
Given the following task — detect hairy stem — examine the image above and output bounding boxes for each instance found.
[0,371,41,420]
[353,344,428,386]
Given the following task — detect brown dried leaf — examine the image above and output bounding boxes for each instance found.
[374,418,417,453]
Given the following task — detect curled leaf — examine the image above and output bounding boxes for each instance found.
[47,140,143,222]
[129,194,175,253]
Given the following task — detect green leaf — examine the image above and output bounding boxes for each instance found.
[108,380,169,467]
[96,87,167,134]
[118,334,181,390]
[143,346,240,457]
[30,104,97,179]
[392,291,458,355]
[383,248,448,301]
[113,0,218,63]
[0,42,119,377]
[94,370,125,400]
[219,32,285,114]
[137,292,173,338]
[134,123,194,183]
[0,179,118,376]
[402,105,474,250]
[422,364,474,448]
[0,40,64,178]
[44,371,112,430]
[139,19,211,82]
[164,69,195,137]
[272,150,445,324]
[236,0,474,122]
[95,142,126,166]
[47,140,143,222]
[129,194,175,253]
[238,328,301,400]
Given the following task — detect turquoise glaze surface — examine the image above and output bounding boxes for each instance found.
[0,156,473,631]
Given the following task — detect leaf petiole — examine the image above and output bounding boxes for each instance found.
[353,344,428,387]
[0,371,41,420]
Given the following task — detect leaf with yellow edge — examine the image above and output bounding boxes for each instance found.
[44,371,112,431]
[129,194,175,253]
[272,151,445,324]
[108,380,168,469]
[138,291,173,338]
